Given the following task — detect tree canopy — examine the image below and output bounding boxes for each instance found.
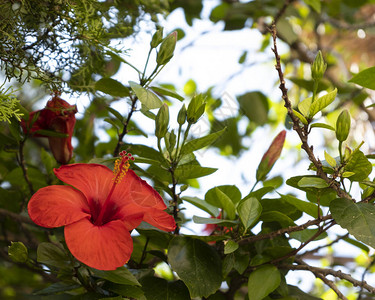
[1,0,375,299]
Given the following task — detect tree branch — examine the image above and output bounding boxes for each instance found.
[113,96,138,157]
[268,22,352,200]
[238,214,332,245]
[280,258,375,294]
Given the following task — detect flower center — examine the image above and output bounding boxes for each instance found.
[93,151,134,226]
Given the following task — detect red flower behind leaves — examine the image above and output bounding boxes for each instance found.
[22,93,77,164]
[27,151,176,270]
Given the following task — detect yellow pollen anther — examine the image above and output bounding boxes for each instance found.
[113,151,134,183]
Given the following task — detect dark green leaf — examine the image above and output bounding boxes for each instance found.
[237,197,262,232]
[37,242,72,269]
[343,237,370,253]
[182,196,220,217]
[175,163,217,181]
[105,283,144,298]
[129,81,163,109]
[247,265,281,300]
[95,78,130,97]
[34,283,80,295]
[224,240,239,254]
[279,194,321,218]
[205,186,238,219]
[238,91,269,125]
[168,236,222,298]
[107,107,124,122]
[289,229,327,242]
[288,285,322,300]
[91,267,140,286]
[181,127,226,155]
[34,129,69,138]
[261,211,295,227]
[192,216,238,227]
[140,278,190,300]
[344,150,372,181]
[298,177,329,189]
[330,198,375,248]
[349,66,375,90]
[151,86,184,101]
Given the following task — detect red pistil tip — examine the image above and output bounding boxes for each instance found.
[113,151,134,183]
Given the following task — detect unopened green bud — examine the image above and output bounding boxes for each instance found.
[256,130,286,182]
[177,104,187,125]
[336,110,351,142]
[311,50,327,80]
[156,31,177,66]
[8,242,28,263]
[151,27,164,48]
[187,94,206,124]
[165,130,176,154]
[155,104,169,138]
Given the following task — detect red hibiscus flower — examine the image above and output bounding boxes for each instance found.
[22,93,77,164]
[27,151,176,270]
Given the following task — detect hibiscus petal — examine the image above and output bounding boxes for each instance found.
[28,185,90,228]
[65,218,133,270]
[114,170,167,210]
[54,164,113,207]
[143,209,176,232]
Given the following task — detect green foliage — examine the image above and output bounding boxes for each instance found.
[2,1,375,299]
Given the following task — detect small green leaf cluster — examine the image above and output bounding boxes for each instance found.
[0,86,23,123]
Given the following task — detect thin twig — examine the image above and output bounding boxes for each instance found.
[238,214,332,245]
[17,138,34,197]
[113,96,138,157]
[269,22,351,200]
[294,258,348,300]
[357,257,375,300]
[280,258,375,294]
[298,233,349,258]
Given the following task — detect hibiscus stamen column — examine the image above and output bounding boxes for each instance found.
[94,151,135,226]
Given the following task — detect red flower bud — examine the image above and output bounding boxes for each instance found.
[22,93,77,164]
[256,130,286,182]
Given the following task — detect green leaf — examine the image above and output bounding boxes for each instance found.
[205,186,238,219]
[247,265,281,300]
[34,282,80,295]
[182,196,220,217]
[168,236,222,298]
[343,237,370,253]
[151,86,184,101]
[91,267,140,286]
[224,240,239,254]
[279,194,321,218]
[261,211,295,227]
[303,0,321,13]
[129,81,163,109]
[181,127,226,155]
[297,97,312,117]
[330,198,375,248]
[105,283,144,299]
[108,106,124,122]
[237,197,262,232]
[8,241,28,263]
[140,278,190,300]
[34,129,69,138]
[308,88,337,118]
[324,151,336,168]
[238,91,269,125]
[192,216,238,227]
[344,150,372,181]
[95,78,130,97]
[175,163,217,181]
[292,109,308,125]
[310,122,335,131]
[298,177,329,189]
[349,66,375,90]
[289,228,327,242]
[37,242,72,269]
